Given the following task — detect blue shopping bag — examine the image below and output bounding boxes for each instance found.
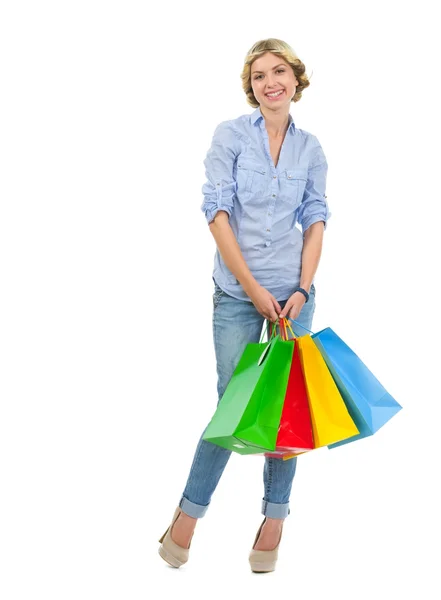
[310,327,402,449]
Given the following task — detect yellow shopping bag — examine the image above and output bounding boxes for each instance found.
[297,335,359,447]
[282,450,306,461]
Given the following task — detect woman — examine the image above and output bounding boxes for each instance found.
[158,38,330,573]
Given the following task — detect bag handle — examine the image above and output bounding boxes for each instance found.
[283,318,296,340]
[276,318,296,341]
[257,323,279,365]
[262,317,296,342]
[259,319,279,344]
[259,316,313,344]
[288,318,314,335]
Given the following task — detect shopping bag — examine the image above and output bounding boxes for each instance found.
[276,341,315,451]
[203,329,294,455]
[264,319,314,455]
[297,334,359,447]
[312,327,402,449]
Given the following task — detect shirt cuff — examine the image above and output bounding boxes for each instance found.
[204,204,233,225]
[302,211,332,233]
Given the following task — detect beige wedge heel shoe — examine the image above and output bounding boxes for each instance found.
[248,518,284,573]
[158,507,195,568]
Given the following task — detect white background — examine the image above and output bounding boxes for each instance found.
[1,1,440,598]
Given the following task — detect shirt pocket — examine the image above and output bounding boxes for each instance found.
[236,160,268,199]
[280,167,308,207]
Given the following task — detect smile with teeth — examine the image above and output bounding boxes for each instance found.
[266,90,284,98]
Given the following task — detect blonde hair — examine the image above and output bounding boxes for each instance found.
[241,38,311,108]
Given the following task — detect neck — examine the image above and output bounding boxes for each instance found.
[260,106,290,137]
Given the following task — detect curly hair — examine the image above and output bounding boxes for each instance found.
[241,38,311,108]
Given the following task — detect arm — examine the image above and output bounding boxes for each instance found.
[297,137,331,293]
[296,138,331,236]
[200,121,239,225]
[299,221,325,293]
[209,212,281,322]
[201,122,281,321]
[208,211,257,296]
[279,139,330,320]
[201,121,252,287]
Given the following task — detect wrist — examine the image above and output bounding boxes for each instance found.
[294,286,310,303]
[299,282,311,293]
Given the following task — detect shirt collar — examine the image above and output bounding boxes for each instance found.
[250,106,296,134]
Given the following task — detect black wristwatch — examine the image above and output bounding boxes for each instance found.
[293,286,309,303]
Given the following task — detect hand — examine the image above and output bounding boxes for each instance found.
[248,284,281,323]
[279,291,306,322]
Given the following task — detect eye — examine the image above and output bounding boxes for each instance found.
[253,69,285,80]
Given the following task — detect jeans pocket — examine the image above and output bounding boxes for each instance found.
[213,284,225,309]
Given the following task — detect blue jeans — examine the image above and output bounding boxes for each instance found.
[179,282,316,520]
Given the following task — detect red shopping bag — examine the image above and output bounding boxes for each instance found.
[276,341,314,451]
[264,320,314,457]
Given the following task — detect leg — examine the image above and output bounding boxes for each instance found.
[255,288,316,550]
[177,286,264,526]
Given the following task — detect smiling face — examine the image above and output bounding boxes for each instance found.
[250,52,298,109]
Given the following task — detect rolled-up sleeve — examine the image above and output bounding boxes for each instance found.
[297,138,332,233]
[201,121,240,225]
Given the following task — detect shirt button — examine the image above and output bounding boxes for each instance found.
[272,194,276,197]
[265,241,271,247]
[273,175,277,179]
[266,228,270,232]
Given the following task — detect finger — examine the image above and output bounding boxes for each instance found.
[267,305,278,323]
[288,305,298,321]
[279,301,292,319]
[272,297,282,315]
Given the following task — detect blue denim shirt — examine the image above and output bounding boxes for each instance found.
[201,106,331,302]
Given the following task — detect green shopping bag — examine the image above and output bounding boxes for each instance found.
[203,327,294,455]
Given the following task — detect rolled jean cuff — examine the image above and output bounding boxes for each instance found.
[179,496,209,519]
[261,499,290,519]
